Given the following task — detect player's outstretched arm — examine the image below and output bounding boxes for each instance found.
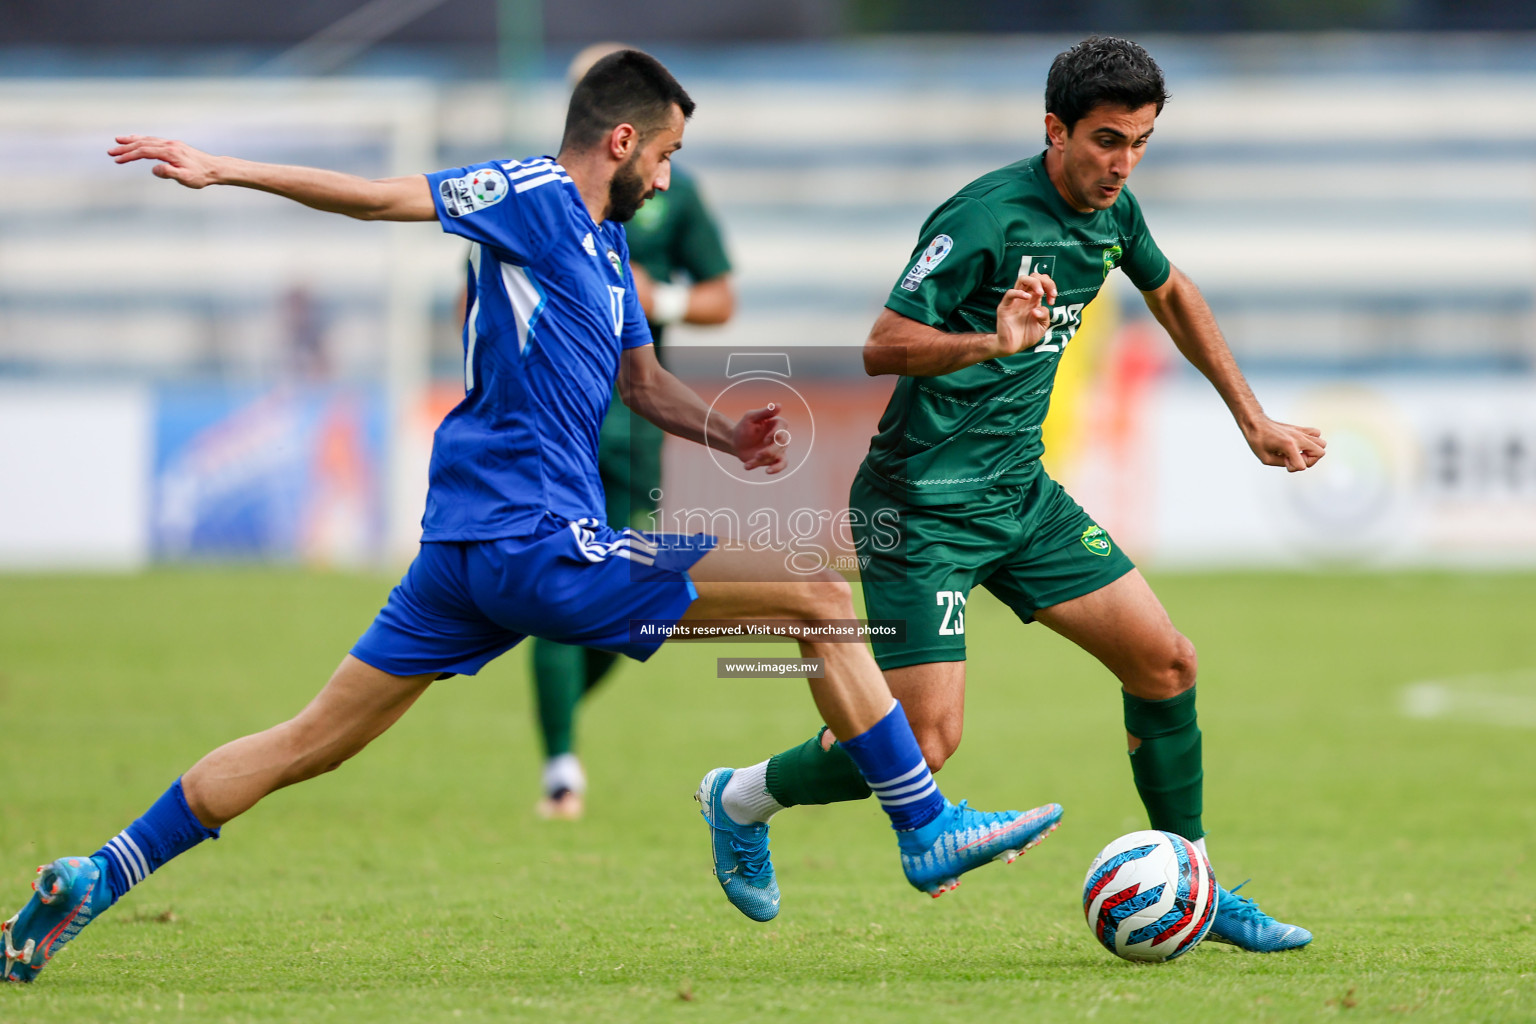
[617,344,787,473]
[863,271,1055,377]
[630,265,735,326]
[108,135,436,222]
[1142,265,1326,473]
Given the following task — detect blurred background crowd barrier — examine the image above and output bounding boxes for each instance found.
[3,2,1536,570]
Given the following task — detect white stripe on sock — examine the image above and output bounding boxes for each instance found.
[118,831,151,880]
[867,761,930,791]
[108,837,142,884]
[877,781,939,807]
[873,775,938,799]
[114,836,145,884]
[103,843,136,885]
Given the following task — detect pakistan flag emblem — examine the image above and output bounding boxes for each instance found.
[1101,244,1123,279]
[1081,525,1112,556]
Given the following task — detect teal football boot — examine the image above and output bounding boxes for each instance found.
[899,800,1063,897]
[695,768,780,922]
[1207,880,1313,952]
[3,856,114,983]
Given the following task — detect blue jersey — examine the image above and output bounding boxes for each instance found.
[421,156,654,541]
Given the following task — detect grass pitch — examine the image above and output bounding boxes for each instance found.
[1,569,1534,1022]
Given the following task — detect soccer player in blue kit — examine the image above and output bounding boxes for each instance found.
[2,51,1063,983]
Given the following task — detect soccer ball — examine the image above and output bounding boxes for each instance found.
[1082,830,1217,962]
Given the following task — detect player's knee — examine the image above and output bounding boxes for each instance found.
[1169,633,1197,692]
[1142,633,1196,700]
[795,569,854,622]
[1122,631,1196,701]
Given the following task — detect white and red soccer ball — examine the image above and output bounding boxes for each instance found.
[1082,830,1217,962]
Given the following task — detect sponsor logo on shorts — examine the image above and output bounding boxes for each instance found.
[1081,525,1112,556]
[440,167,509,217]
[900,234,954,291]
[1102,244,1123,279]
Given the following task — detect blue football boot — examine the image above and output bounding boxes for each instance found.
[899,800,1063,897]
[695,768,780,922]
[3,856,114,983]
[1207,880,1312,951]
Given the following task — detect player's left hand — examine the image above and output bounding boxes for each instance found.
[108,135,222,188]
[1246,417,1326,472]
[733,404,789,474]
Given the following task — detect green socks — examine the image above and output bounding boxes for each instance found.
[530,639,620,759]
[755,689,1204,839]
[1123,687,1204,841]
[764,728,873,807]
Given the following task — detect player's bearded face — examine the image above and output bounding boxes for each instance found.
[606,151,653,223]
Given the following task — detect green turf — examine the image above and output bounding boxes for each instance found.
[2,569,1534,1022]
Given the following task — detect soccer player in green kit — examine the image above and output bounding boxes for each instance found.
[699,36,1324,952]
[532,44,736,819]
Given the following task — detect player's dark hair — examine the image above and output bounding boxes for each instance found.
[561,49,695,153]
[1045,36,1169,138]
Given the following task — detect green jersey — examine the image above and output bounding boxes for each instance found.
[860,152,1170,504]
[622,167,732,345]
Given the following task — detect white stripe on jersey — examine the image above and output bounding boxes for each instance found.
[513,170,574,194]
[502,158,557,179]
[465,243,483,390]
[499,261,545,354]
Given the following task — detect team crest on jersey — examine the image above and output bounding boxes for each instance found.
[900,234,954,291]
[1081,525,1112,557]
[582,232,597,256]
[440,168,508,218]
[1102,244,1123,279]
[606,248,624,277]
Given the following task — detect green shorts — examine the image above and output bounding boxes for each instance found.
[598,388,664,532]
[849,466,1135,670]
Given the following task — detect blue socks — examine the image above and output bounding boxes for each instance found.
[94,778,220,905]
[838,700,946,831]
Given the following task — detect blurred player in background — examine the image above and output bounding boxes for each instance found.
[4,49,1053,984]
[702,36,1324,952]
[532,43,735,821]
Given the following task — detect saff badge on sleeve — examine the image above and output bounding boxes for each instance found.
[900,234,954,291]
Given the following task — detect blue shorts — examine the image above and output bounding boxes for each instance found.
[352,515,714,678]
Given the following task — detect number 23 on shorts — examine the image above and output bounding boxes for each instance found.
[936,590,967,636]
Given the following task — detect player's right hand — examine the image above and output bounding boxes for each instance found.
[993,268,1057,357]
[108,136,221,189]
[732,404,789,475]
